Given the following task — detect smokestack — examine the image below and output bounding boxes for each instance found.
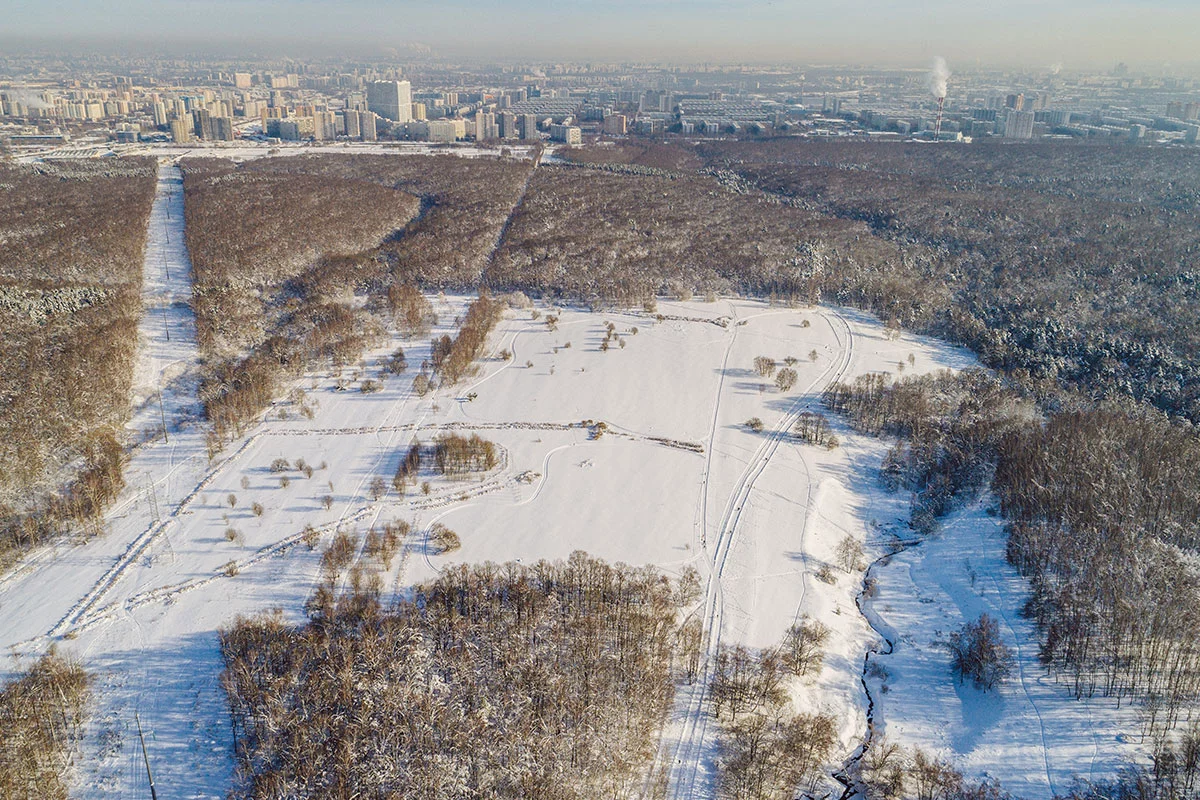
[927,57,951,141]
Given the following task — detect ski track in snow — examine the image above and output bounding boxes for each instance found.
[664,309,857,800]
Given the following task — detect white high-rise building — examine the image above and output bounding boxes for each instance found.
[475,112,497,140]
[1003,110,1035,140]
[360,111,379,141]
[367,80,412,123]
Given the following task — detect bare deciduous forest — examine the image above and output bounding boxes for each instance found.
[182,157,422,358]
[242,153,535,288]
[220,552,683,800]
[694,140,1200,424]
[181,158,421,444]
[485,163,892,306]
[0,159,157,567]
[0,650,90,800]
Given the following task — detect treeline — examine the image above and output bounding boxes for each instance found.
[0,650,90,800]
[220,552,684,799]
[695,139,1200,424]
[824,369,1200,740]
[181,157,422,445]
[0,158,156,567]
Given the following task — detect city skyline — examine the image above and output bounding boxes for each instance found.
[4,0,1200,71]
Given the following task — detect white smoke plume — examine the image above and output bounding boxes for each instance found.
[928,56,951,99]
[9,89,51,110]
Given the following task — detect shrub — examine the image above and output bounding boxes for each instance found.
[251,502,264,517]
[368,476,387,501]
[745,417,764,433]
[269,458,290,473]
[381,347,407,375]
[301,524,320,550]
[412,373,431,396]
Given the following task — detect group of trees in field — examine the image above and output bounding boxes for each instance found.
[0,158,157,567]
[794,411,837,449]
[0,650,90,800]
[433,433,499,477]
[824,366,1200,744]
[709,625,838,800]
[429,292,505,384]
[855,736,1008,800]
[384,283,437,338]
[220,552,686,799]
[947,614,1014,691]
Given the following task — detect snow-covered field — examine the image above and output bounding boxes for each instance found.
[0,162,1145,797]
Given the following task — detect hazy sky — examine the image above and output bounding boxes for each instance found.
[5,0,1198,68]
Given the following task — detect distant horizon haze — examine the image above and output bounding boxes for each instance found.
[3,0,1199,71]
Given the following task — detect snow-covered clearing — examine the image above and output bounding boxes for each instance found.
[864,499,1147,797]
[0,284,1139,798]
[128,162,201,444]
